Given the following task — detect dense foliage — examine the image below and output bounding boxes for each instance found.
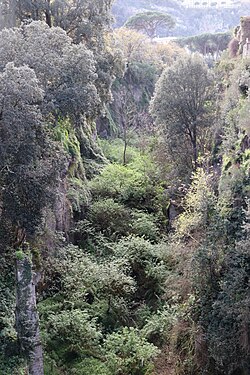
[124,11,175,39]
[0,2,250,375]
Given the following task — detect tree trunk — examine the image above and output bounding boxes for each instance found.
[45,10,52,27]
[15,255,44,375]
[192,126,197,170]
[45,0,52,27]
[122,119,127,166]
[123,140,127,166]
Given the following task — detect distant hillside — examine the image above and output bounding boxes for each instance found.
[112,0,182,30]
[112,0,250,36]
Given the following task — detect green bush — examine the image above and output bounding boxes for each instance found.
[174,168,216,239]
[0,355,26,375]
[44,355,112,375]
[131,210,160,242]
[142,305,177,346]
[88,198,131,236]
[89,164,149,203]
[70,358,112,375]
[218,161,247,239]
[43,245,135,304]
[0,272,17,357]
[89,148,167,217]
[198,218,250,374]
[99,138,139,164]
[104,327,159,375]
[68,177,91,212]
[44,355,62,375]
[88,199,160,241]
[114,236,170,305]
[44,309,102,359]
[39,245,136,332]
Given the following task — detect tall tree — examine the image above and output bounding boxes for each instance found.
[0,21,103,373]
[0,21,100,116]
[0,62,53,375]
[150,55,214,175]
[177,32,231,58]
[124,11,175,39]
[0,0,117,107]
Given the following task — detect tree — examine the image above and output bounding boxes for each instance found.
[0,0,113,37]
[113,27,184,69]
[205,221,250,374]
[0,21,103,374]
[177,32,231,59]
[0,62,53,375]
[113,28,148,62]
[0,20,104,162]
[0,0,118,114]
[111,87,139,165]
[99,27,185,150]
[104,327,159,375]
[0,21,99,120]
[150,55,214,174]
[0,0,51,28]
[124,11,175,39]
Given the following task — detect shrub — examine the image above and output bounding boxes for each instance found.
[131,210,160,242]
[44,355,62,375]
[114,236,170,305]
[104,327,159,375]
[141,305,177,346]
[88,198,131,236]
[0,355,26,375]
[89,153,167,215]
[200,217,250,374]
[47,245,135,303]
[45,309,102,359]
[68,177,91,213]
[89,164,149,205]
[70,358,112,375]
[99,138,139,164]
[0,271,17,357]
[174,168,216,239]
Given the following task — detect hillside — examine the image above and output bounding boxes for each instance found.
[112,0,250,36]
[0,2,250,375]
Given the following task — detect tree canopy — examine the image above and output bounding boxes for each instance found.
[177,31,231,57]
[150,54,214,174]
[124,11,175,39]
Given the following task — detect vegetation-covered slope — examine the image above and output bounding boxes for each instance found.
[112,0,250,36]
[0,2,250,375]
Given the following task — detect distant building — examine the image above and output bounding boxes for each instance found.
[182,0,241,9]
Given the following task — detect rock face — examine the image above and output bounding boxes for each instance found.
[237,16,250,56]
[240,16,250,44]
[15,255,44,375]
[243,39,250,57]
[54,177,71,234]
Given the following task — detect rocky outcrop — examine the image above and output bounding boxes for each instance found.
[15,255,44,375]
[235,16,250,56]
